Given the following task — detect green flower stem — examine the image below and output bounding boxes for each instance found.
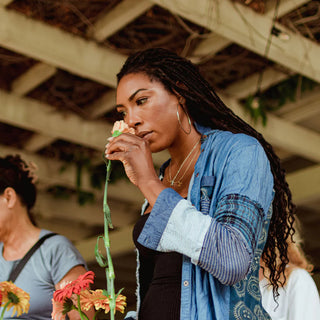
[76,295,89,320]
[0,301,10,320]
[96,129,124,319]
[103,160,113,230]
[101,159,116,319]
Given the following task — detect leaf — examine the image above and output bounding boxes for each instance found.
[95,236,108,268]
[115,288,124,297]
[112,130,122,137]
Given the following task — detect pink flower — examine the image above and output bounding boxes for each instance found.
[51,299,65,320]
[53,271,95,303]
[111,120,135,136]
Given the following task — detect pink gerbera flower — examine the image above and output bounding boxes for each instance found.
[53,271,95,303]
[51,299,65,320]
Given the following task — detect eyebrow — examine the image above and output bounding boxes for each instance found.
[115,88,148,109]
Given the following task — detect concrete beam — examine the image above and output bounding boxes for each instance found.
[152,0,320,83]
[0,6,126,87]
[88,0,153,42]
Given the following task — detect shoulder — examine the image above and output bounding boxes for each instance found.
[194,123,264,154]
[285,268,320,316]
[203,129,262,153]
[203,130,267,166]
[37,230,86,283]
[214,130,261,148]
[39,230,73,250]
[287,268,316,287]
[38,229,82,259]
[285,267,320,300]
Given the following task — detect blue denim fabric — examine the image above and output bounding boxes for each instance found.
[136,124,274,320]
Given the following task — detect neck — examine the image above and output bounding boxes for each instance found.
[168,130,201,166]
[166,129,201,191]
[2,208,40,260]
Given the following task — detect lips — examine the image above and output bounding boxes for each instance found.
[137,131,153,140]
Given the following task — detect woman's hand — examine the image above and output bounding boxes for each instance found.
[105,133,165,206]
[105,133,156,186]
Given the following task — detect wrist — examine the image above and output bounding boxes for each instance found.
[139,178,166,207]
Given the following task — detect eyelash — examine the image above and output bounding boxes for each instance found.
[136,97,147,105]
[117,97,147,117]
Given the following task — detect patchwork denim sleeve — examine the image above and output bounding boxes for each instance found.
[137,188,212,263]
[197,194,265,284]
[197,141,274,284]
[137,188,253,285]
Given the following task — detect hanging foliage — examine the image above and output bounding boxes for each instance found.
[244,75,317,125]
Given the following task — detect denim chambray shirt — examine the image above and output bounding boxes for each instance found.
[128,124,274,320]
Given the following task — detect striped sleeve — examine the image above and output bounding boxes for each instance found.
[198,194,265,285]
[138,189,261,285]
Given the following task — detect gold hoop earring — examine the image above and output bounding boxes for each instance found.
[177,103,191,135]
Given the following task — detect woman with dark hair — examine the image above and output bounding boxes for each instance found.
[0,154,93,320]
[105,48,295,320]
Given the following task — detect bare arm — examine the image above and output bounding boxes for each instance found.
[55,265,95,320]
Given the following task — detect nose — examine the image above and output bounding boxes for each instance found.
[126,110,142,128]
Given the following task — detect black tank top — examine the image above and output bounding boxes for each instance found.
[133,212,182,320]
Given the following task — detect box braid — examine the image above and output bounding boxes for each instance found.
[117,47,296,298]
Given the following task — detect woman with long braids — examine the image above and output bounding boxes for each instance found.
[0,154,94,320]
[105,48,295,320]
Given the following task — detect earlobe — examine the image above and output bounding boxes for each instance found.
[179,97,185,106]
[175,95,186,106]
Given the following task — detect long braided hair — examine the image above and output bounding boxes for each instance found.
[117,47,296,297]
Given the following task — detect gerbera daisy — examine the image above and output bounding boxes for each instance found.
[80,289,126,314]
[51,299,65,320]
[53,271,95,303]
[0,281,30,317]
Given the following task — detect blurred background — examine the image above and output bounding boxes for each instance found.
[0,0,319,318]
